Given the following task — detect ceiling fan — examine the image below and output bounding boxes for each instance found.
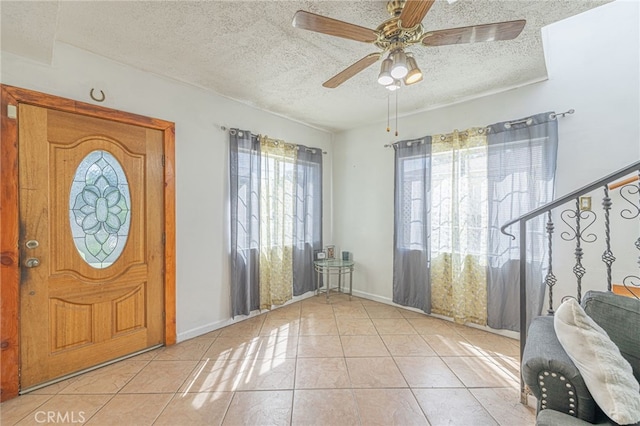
[292,0,526,90]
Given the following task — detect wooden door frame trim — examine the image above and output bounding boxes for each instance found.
[0,84,176,401]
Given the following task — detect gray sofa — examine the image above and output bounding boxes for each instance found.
[522,290,640,425]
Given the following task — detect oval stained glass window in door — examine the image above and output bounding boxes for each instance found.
[69,150,131,269]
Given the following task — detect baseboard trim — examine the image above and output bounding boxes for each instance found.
[176,292,316,342]
[351,289,519,340]
[350,289,394,305]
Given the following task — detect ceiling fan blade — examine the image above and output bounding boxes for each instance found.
[323,53,381,88]
[399,0,436,29]
[422,20,526,46]
[292,10,377,43]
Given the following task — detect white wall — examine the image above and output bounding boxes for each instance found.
[1,42,333,341]
[333,0,640,310]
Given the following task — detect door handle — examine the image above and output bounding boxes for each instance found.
[24,258,40,268]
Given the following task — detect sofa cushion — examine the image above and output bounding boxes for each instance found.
[582,290,640,380]
[555,298,640,425]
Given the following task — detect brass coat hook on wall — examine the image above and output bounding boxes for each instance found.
[90,88,105,102]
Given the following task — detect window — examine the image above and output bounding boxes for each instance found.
[430,145,488,259]
[70,150,130,269]
[260,148,295,251]
[398,156,427,250]
[230,130,322,315]
[393,114,558,331]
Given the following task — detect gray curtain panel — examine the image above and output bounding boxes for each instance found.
[393,137,432,312]
[229,129,261,317]
[292,146,323,296]
[486,112,558,331]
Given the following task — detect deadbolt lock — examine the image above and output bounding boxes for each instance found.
[24,258,40,268]
[25,240,39,249]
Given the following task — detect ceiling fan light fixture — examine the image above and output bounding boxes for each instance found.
[404,55,423,85]
[385,79,402,91]
[390,50,408,79]
[377,58,394,86]
[293,6,527,90]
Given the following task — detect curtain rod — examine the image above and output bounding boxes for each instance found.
[551,109,575,119]
[504,109,574,127]
[221,125,327,154]
[220,126,259,138]
[384,139,425,148]
[383,109,575,148]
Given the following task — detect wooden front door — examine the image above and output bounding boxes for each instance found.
[19,104,165,389]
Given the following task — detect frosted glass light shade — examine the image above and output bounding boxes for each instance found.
[390,50,408,79]
[404,55,423,85]
[385,79,401,91]
[378,58,394,86]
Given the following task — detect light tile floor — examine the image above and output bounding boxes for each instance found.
[1,294,534,425]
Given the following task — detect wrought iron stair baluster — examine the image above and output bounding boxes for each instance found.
[601,186,616,291]
[545,211,557,314]
[621,170,640,299]
[572,199,586,302]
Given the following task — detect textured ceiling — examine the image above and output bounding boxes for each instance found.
[1,0,610,132]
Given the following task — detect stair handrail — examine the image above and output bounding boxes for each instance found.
[501,160,640,239]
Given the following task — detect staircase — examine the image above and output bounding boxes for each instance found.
[501,160,640,402]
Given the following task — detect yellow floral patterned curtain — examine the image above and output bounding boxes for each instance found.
[430,128,488,325]
[259,136,296,309]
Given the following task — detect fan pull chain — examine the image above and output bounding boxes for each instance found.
[386,93,390,133]
[395,89,399,137]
